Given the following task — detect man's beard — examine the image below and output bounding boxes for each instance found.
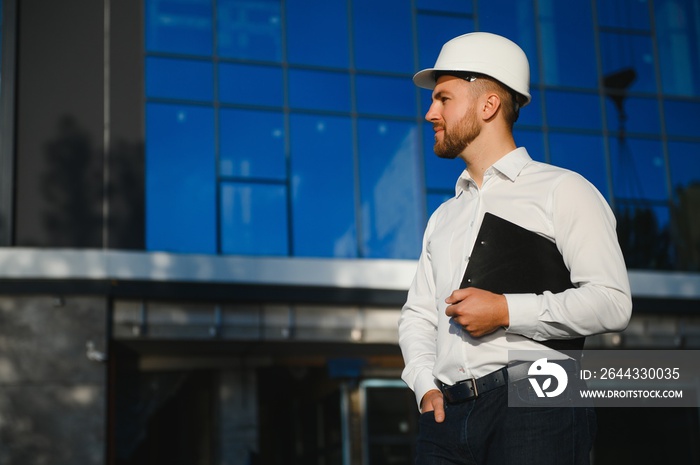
[433,110,481,159]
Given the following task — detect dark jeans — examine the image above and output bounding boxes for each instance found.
[415,379,596,465]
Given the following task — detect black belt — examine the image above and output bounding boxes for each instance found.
[439,359,579,404]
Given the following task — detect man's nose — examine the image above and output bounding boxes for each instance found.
[425,101,440,122]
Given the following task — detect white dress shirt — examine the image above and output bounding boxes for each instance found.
[398,147,632,407]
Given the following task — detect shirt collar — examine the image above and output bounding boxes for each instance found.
[493,147,532,181]
[455,147,532,196]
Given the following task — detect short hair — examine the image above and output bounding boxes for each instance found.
[434,71,521,128]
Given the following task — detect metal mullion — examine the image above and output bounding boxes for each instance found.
[533,0,551,164]
[409,0,428,227]
[281,0,294,257]
[647,0,674,209]
[213,0,222,254]
[591,0,616,211]
[347,0,364,258]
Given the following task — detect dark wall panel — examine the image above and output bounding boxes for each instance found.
[107,0,145,249]
[14,0,145,249]
[15,0,105,247]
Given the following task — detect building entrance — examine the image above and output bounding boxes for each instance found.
[110,340,415,465]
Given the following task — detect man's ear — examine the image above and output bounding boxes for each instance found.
[481,93,501,120]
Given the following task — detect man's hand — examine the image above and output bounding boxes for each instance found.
[420,389,445,423]
[445,287,509,337]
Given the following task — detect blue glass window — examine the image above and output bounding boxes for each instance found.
[417,14,474,118]
[290,114,357,257]
[545,91,602,131]
[538,0,597,88]
[356,75,416,117]
[610,138,667,201]
[422,123,464,190]
[478,0,540,85]
[219,109,286,180]
[146,103,216,253]
[418,88,433,119]
[667,141,700,269]
[218,63,284,107]
[427,193,453,218]
[220,182,288,255]
[353,0,413,73]
[140,0,699,270]
[217,0,282,61]
[605,97,661,135]
[358,120,422,259]
[516,89,542,127]
[615,203,673,269]
[146,57,213,101]
[416,14,474,71]
[286,0,349,68]
[618,204,670,233]
[600,32,656,93]
[664,100,700,138]
[668,141,700,198]
[513,129,546,162]
[597,0,651,30]
[145,0,212,56]
[416,0,472,14]
[655,0,700,97]
[549,132,609,199]
[288,69,351,112]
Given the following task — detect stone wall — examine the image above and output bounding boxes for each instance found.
[0,295,107,465]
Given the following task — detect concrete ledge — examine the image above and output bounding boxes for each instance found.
[0,248,417,290]
[0,248,698,299]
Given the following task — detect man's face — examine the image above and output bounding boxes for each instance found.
[426,75,481,159]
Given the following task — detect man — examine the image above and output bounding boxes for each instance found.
[398,32,632,464]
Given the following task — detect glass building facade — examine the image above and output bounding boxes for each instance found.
[144,0,700,270]
[2,1,700,463]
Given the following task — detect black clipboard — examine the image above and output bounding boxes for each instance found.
[461,212,584,351]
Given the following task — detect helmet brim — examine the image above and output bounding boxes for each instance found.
[412,68,438,90]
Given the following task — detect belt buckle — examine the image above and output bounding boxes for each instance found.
[452,377,478,402]
[441,377,480,403]
[464,377,478,398]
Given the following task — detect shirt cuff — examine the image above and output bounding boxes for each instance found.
[413,375,441,411]
[504,293,540,338]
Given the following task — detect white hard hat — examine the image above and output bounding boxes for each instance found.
[413,32,531,106]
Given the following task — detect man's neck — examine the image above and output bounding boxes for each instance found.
[462,136,517,187]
